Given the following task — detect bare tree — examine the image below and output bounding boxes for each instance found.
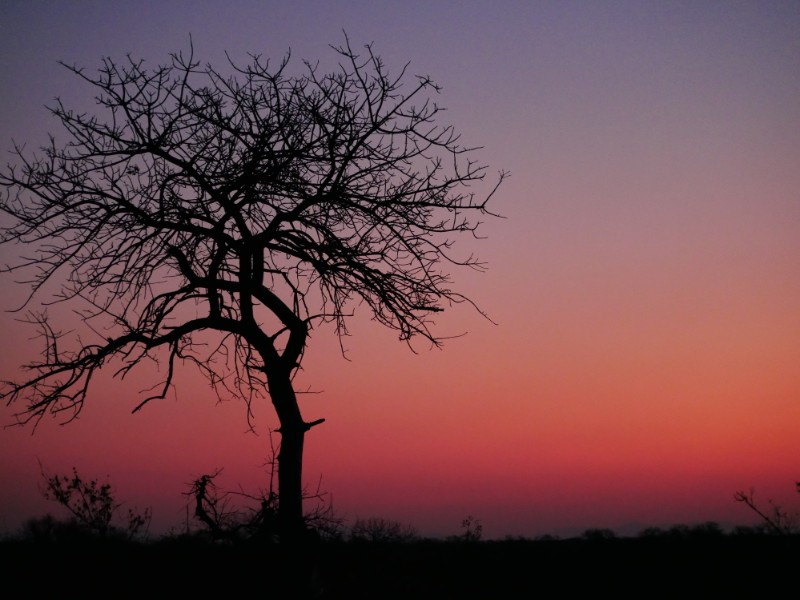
[0,37,504,541]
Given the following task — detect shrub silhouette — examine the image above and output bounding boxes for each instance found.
[581,528,617,541]
[349,517,419,543]
[39,466,150,540]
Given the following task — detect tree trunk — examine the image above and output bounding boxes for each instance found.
[278,418,306,541]
[267,367,307,543]
[266,365,328,599]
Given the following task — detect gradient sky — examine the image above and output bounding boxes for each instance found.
[1,1,798,539]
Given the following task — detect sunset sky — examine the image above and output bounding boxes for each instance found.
[1,1,798,539]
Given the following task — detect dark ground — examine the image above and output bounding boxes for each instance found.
[2,533,797,598]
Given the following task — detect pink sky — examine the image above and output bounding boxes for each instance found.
[1,1,798,538]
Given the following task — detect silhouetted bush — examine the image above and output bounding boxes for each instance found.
[638,526,666,538]
[582,527,617,540]
[19,514,99,543]
[38,466,151,541]
[446,515,483,542]
[350,517,419,543]
[688,521,724,537]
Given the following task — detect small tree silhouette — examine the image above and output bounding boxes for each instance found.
[39,465,150,539]
[0,35,504,542]
[456,515,483,542]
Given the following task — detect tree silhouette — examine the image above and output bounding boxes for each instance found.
[0,37,504,541]
[39,465,151,539]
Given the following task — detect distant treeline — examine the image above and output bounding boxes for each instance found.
[2,522,797,599]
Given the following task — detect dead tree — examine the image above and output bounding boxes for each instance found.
[0,36,504,542]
